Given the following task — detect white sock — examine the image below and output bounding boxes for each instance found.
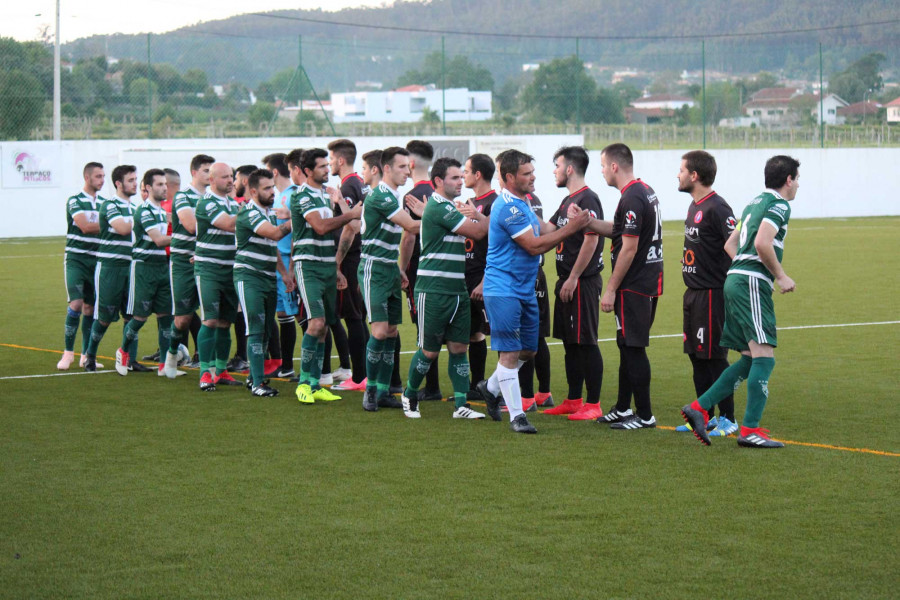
[496,364,523,419]
[487,369,501,396]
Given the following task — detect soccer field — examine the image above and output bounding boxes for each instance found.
[1,217,898,599]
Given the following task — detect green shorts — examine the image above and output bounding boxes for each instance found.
[358,258,403,326]
[294,260,337,324]
[196,269,238,323]
[235,275,276,337]
[64,252,97,304]
[128,261,171,318]
[170,259,200,317]
[415,291,470,352]
[94,261,130,323]
[720,273,777,352]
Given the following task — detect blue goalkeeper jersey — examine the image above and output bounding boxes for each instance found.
[483,189,541,300]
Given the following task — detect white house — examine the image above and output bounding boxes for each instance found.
[886,97,900,123]
[810,93,849,125]
[631,94,695,110]
[330,85,492,123]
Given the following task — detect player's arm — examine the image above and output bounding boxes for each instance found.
[513,211,589,256]
[568,204,613,236]
[755,221,795,293]
[276,255,295,292]
[600,236,638,312]
[108,213,133,236]
[399,229,415,272]
[390,209,421,234]
[176,207,197,234]
[71,212,100,234]
[335,222,359,267]
[146,227,171,248]
[211,212,237,233]
[254,219,292,241]
[559,235,599,302]
[539,220,558,234]
[454,218,488,240]
[724,226,740,259]
[304,207,360,236]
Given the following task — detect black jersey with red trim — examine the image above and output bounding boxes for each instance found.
[404,180,434,270]
[683,192,736,289]
[551,186,604,279]
[610,179,664,297]
[525,192,546,267]
[335,173,369,259]
[464,190,497,278]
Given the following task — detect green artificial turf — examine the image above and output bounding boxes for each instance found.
[1,218,898,599]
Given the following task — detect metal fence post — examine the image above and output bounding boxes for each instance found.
[702,39,706,149]
[147,33,152,139]
[576,37,581,134]
[441,35,446,136]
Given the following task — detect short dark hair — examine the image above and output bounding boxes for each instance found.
[499,150,534,182]
[248,168,273,191]
[327,138,357,165]
[235,164,256,178]
[682,150,717,187]
[300,148,328,176]
[381,146,410,168]
[362,149,383,174]
[142,168,166,188]
[285,148,304,171]
[494,150,510,165]
[467,153,495,181]
[553,146,590,177]
[406,140,434,162]
[83,162,103,177]
[431,157,462,186]
[764,155,800,190]
[163,168,180,181]
[111,164,137,186]
[601,143,633,169]
[263,152,290,178]
[190,154,215,173]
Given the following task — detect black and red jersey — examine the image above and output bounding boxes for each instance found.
[610,179,664,297]
[335,173,369,259]
[464,190,497,278]
[551,186,604,279]
[404,180,434,273]
[683,192,736,290]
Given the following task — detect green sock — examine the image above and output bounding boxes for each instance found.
[447,351,471,409]
[86,320,108,357]
[406,348,433,395]
[377,337,396,394]
[744,357,776,428]
[81,313,94,355]
[215,327,231,375]
[64,309,81,352]
[247,333,265,386]
[157,316,174,363]
[168,323,183,354]
[122,318,145,353]
[310,341,325,389]
[197,324,217,374]
[698,355,752,411]
[299,334,319,386]
[365,337,383,391]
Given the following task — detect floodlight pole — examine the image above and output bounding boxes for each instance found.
[441,36,446,135]
[53,0,61,140]
[701,40,706,149]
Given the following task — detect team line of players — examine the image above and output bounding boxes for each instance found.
[58,139,799,445]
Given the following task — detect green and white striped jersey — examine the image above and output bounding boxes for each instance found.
[729,190,791,287]
[97,196,134,266]
[171,186,204,263]
[360,182,404,265]
[290,183,336,263]
[415,193,467,295]
[65,191,102,257]
[235,201,279,280]
[132,200,168,264]
[194,192,237,275]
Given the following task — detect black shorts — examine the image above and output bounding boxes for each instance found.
[405,257,419,323]
[553,273,602,345]
[535,267,550,338]
[683,287,727,359]
[338,257,365,321]
[466,272,490,336]
[615,290,658,347]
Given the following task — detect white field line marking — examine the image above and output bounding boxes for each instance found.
[0,370,115,380]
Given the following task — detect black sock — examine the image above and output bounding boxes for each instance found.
[347,319,368,384]
[391,336,402,387]
[424,359,440,392]
[564,342,584,400]
[535,337,551,394]
[322,329,333,375]
[267,316,281,360]
[279,316,296,372]
[581,344,603,404]
[234,320,247,361]
[689,354,716,419]
[622,345,652,420]
[189,313,201,351]
[332,319,351,370]
[709,358,734,421]
[468,339,487,388]
[616,343,633,412]
[518,357,535,398]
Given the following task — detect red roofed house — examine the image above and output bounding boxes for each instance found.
[627,94,694,124]
[837,101,882,124]
[742,87,803,125]
[886,97,900,123]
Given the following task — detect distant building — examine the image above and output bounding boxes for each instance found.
[631,94,695,110]
[742,87,803,125]
[886,97,900,123]
[810,94,849,125]
[330,86,492,123]
[626,94,694,124]
[836,101,882,124]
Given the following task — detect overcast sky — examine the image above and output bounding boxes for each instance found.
[4,0,402,44]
